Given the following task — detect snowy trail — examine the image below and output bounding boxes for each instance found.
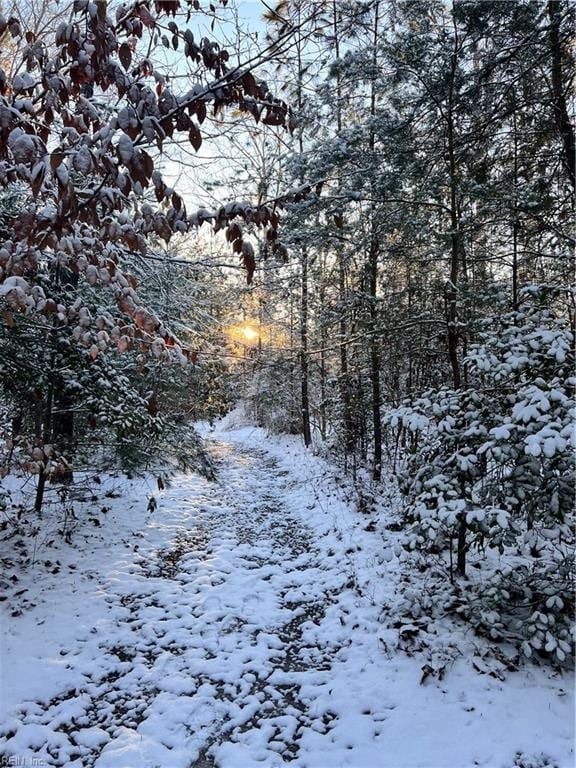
[1,433,351,768]
[1,422,574,768]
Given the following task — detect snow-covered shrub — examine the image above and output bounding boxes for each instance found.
[391,386,490,557]
[466,561,574,664]
[0,296,215,487]
[387,288,575,664]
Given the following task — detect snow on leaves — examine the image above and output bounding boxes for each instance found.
[0,0,297,358]
[387,291,574,664]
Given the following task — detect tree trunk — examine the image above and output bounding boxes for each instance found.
[34,386,54,515]
[368,1,383,482]
[445,6,463,391]
[548,0,576,190]
[446,116,462,390]
[332,0,354,458]
[295,8,312,449]
[456,513,467,577]
[449,4,465,573]
[368,238,382,481]
[319,271,327,439]
[300,247,312,447]
[512,94,519,311]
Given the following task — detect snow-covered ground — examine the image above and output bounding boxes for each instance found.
[1,412,573,767]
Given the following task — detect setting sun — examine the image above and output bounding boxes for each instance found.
[225,322,261,347]
[241,325,259,342]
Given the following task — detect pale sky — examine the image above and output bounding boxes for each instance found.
[159,1,289,215]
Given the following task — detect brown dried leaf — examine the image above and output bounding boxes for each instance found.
[189,123,202,152]
[119,42,132,70]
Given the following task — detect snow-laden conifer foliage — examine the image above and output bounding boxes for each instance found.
[388,287,574,662]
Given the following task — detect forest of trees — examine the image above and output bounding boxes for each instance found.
[0,0,573,666]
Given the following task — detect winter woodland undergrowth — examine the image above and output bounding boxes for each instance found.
[0,0,574,674]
